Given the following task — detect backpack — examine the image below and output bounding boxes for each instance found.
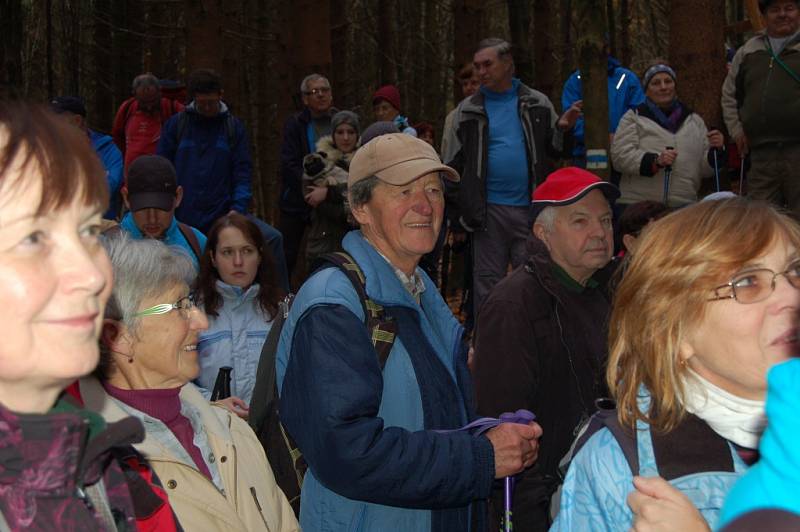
[248,251,398,516]
[118,97,180,155]
[549,398,737,521]
[174,110,237,149]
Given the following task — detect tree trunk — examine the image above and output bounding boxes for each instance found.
[619,0,631,66]
[376,0,397,84]
[93,0,113,129]
[606,0,616,56]
[575,0,610,179]
[453,0,484,104]
[507,0,533,83]
[533,0,557,103]
[559,0,574,88]
[184,0,224,74]
[0,0,24,98]
[669,0,726,131]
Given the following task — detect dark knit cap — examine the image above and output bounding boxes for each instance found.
[372,85,402,111]
[360,121,401,145]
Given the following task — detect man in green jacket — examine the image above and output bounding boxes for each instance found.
[722,0,800,217]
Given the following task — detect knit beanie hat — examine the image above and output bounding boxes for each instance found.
[643,64,677,90]
[331,110,361,137]
[372,85,402,112]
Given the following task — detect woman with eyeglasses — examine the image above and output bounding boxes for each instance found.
[551,198,800,531]
[79,235,298,532]
[192,212,284,419]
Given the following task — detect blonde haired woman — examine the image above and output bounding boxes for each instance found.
[551,198,800,531]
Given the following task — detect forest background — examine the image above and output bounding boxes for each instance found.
[0,0,766,224]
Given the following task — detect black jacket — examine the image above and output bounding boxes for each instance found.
[473,238,611,530]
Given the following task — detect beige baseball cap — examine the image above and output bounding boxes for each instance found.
[348,133,460,187]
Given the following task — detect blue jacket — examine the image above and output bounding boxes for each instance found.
[561,57,645,158]
[89,129,124,219]
[276,231,494,532]
[719,358,800,528]
[551,392,749,532]
[157,102,252,233]
[196,281,274,405]
[119,212,207,270]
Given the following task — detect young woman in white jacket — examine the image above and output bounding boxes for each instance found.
[194,212,285,418]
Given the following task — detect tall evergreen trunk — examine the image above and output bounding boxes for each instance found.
[0,0,24,98]
[575,0,610,179]
[619,0,631,67]
[533,0,557,103]
[376,0,397,84]
[184,0,223,74]
[507,0,533,83]
[559,0,574,88]
[745,0,765,31]
[452,0,484,104]
[606,0,616,56]
[93,0,113,129]
[669,0,726,130]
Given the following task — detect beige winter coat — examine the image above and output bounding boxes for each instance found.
[80,377,299,532]
[611,107,714,206]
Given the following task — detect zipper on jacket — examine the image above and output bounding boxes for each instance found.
[250,487,271,529]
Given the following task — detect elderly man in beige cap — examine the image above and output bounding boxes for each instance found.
[275,133,542,532]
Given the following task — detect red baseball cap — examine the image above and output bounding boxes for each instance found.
[531,167,619,217]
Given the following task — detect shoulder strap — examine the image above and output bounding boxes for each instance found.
[224,114,237,147]
[249,294,293,433]
[320,252,398,369]
[597,407,640,476]
[176,222,202,261]
[175,111,189,146]
[120,98,135,129]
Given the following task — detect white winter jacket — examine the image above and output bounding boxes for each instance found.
[611,104,714,206]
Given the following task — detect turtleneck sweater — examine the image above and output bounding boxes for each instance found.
[103,382,212,480]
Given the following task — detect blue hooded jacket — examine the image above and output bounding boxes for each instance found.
[561,56,645,158]
[89,129,123,219]
[718,358,800,528]
[158,102,252,233]
[276,231,494,532]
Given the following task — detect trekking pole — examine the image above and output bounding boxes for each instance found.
[662,147,674,205]
[504,477,514,532]
[712,148,721,193]
[739,155,746,196]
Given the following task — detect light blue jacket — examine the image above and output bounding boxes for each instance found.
[551,393,749,531]
[119,212,207,270]
[276,231,493,532]
[719,358,800,528]
[196,281,273,405]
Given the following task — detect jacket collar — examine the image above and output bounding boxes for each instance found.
[120,212,178,241]
[215,279,260,302]
[79,377,232,459]
[460,79,543,115]
[342,231,434,308]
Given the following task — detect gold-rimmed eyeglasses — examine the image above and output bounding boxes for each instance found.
[709,262,800,304]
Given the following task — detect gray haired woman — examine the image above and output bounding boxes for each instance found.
[78,235,298,532]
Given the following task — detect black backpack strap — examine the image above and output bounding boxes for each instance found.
[249,294,293,434]
[224,114,237,148]
[597,407,639,476]
[320,252,397,369]
[176,222,202,262]
[175,111,189,145]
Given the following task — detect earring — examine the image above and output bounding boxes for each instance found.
[679,358,688,368]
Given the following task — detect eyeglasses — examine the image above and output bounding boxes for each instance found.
[133,294,197,319]
[709,261,800,304]
[302,87,331,96]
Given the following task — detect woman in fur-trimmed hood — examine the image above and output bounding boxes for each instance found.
[302,110,360,263]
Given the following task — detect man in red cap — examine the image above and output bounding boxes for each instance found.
[473,166,619,530]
